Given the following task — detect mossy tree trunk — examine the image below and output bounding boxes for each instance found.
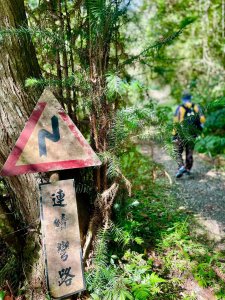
[0,0,46,297]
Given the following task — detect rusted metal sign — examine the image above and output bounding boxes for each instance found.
[40,179,85,299]
[1,88,101,176]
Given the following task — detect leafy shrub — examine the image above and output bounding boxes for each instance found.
[195,98,225,156]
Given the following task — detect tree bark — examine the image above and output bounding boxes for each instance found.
[0,0,45,297]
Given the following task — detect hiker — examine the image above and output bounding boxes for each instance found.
[172,92,206,178]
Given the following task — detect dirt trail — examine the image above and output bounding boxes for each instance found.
[141,143,225,242]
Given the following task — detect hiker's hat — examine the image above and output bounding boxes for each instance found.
[182,92,192,103]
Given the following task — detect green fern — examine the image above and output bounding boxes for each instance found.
[132,284,151,300]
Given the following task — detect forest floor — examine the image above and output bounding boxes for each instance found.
[140,142,225,300]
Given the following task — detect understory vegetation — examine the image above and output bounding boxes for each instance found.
[1,147,225,299]
[84,148,225,300]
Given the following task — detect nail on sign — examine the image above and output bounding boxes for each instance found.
[40,179,85,299]
[0,89,101,176]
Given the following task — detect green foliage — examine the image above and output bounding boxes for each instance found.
[115,148,225,298]
[85,148,190,299]
[93,100,168,185]
[86,0,130,48]
[106,73,129,99]
[158,214,225,294]
[85,227,134,300]
[131,272,166,299]
[128,0,225,159]
[205,109,225,133]
[109,102,160,155]
[123,28,185,66]
[0,26,63,44]
[179,16,198,29]
[123,251,166,299]
[0,290,6,300]
[25,77,40,87]
[0,256,20,292]
[195,135,225,156]
[195,98,225,156]
[86,236,166,299]
[25,76,76,88]
[0,180,6,197]
[85,149,174,298]
[193,262,216,288]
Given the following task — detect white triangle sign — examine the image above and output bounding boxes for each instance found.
[1,89,101,176]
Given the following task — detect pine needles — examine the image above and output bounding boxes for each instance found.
[0,26,64,44]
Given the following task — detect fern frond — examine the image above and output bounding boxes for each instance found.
[109,222,131,246]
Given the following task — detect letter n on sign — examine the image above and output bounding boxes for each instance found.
[39,179,85,299]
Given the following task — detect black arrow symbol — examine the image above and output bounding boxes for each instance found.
[38,115,60,157]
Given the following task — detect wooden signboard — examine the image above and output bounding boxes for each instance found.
[0,89,101,176]
[40,179,85,299]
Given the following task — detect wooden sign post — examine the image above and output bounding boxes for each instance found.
[40,179,85,298]
[0,89,101,299]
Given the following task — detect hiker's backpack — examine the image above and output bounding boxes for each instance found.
[181,103,202,135]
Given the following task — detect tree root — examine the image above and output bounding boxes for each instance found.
[83,182,119,262]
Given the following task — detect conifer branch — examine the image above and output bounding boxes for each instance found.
[122,29,183,66]
[0,26,64,44]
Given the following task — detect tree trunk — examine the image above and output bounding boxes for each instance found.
[83,6,117,262]
[0,0,46,298]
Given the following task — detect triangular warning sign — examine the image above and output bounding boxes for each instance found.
[1,89,101,176]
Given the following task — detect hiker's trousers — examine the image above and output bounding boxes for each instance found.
[174,137,194,170]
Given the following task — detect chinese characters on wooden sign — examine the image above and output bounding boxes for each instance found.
[40,179,85,299]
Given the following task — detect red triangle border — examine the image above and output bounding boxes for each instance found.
[1,100,101,176]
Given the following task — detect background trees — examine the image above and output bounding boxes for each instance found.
[129,0,225,156]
